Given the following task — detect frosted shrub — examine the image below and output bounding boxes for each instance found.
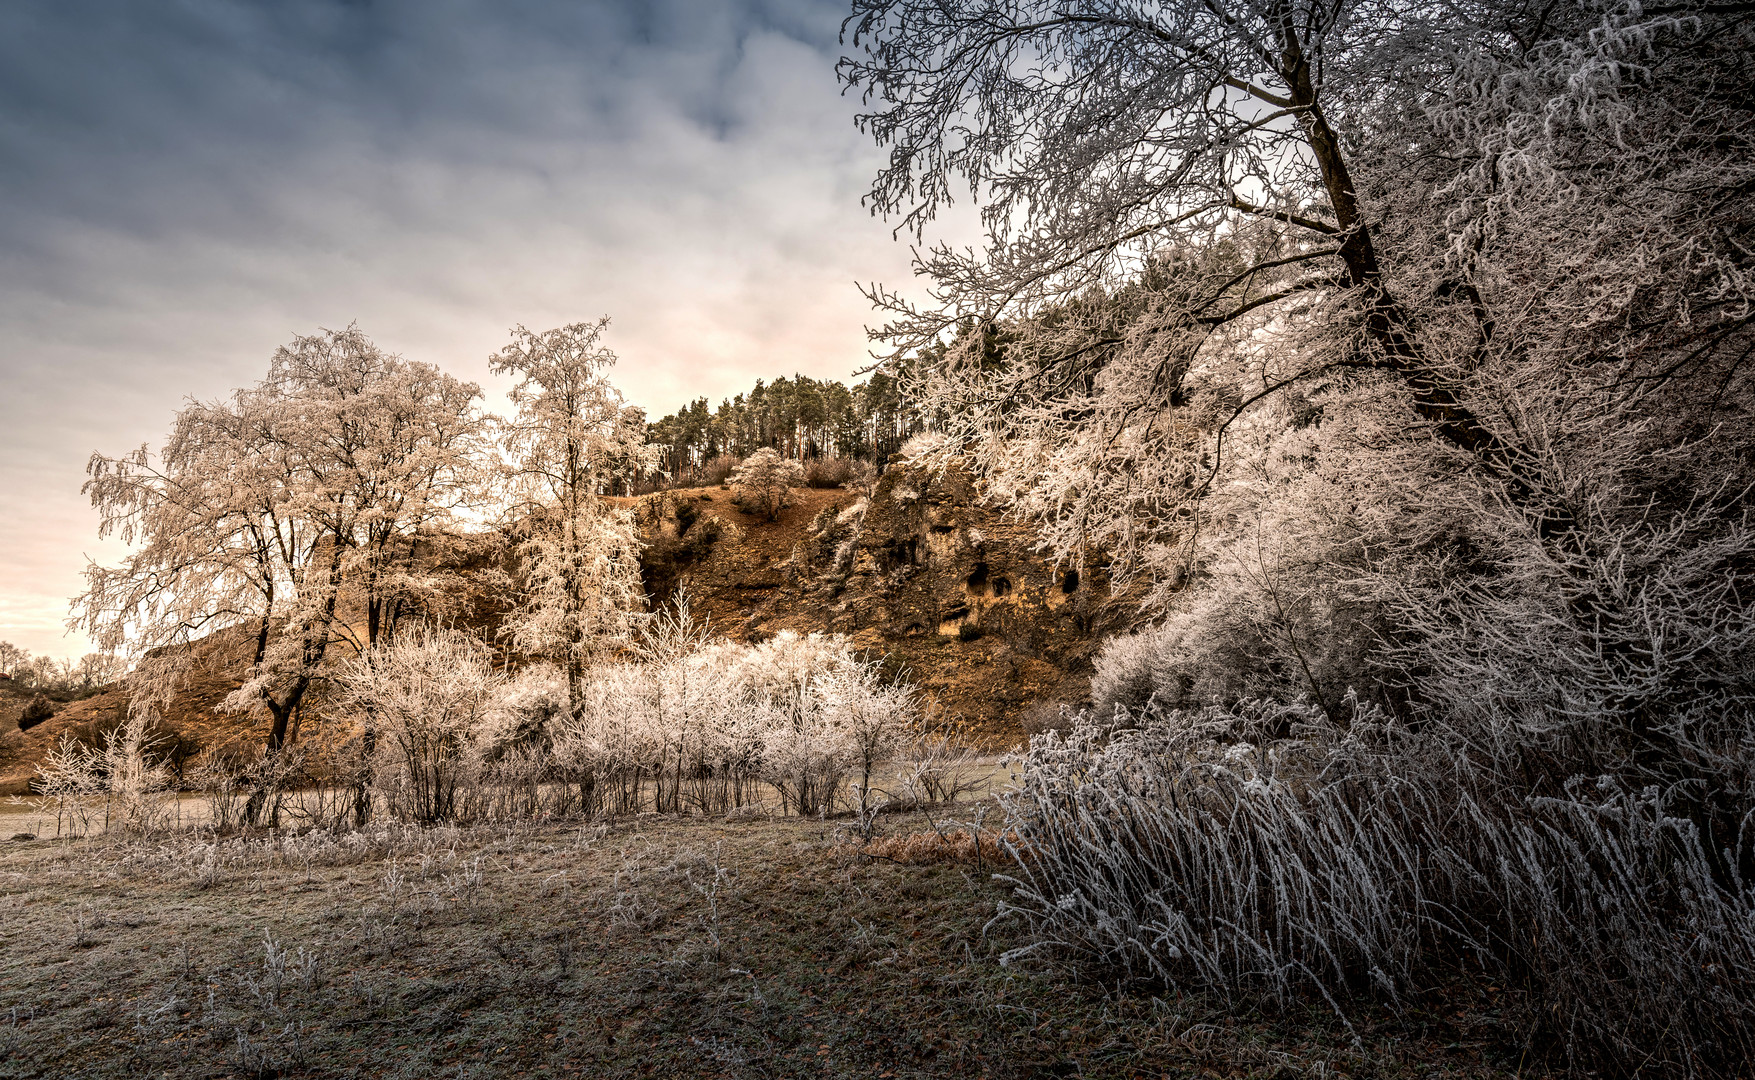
[336,630,505,824]
[321,607,919,824]
[821,665,916,818]
[732,631,905,816]
[550,626,918,818]
[1091,510,1378,720]
[555,656,757,817]
[1375,480,1755,841]
[895,719,984,808]
[547,597,758,815]
[187,738,312,832]
[729,448,806,521]
[1088,623,1201,717]
[35,711,174,835]
[802,456,854,489]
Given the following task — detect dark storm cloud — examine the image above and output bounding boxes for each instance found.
[0,0,940,657]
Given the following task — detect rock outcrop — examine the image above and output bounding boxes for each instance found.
[632,460,1146,744]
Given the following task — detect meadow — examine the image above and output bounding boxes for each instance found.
[0,800,1513,1080]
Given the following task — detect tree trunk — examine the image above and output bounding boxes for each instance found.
[1281,38,1497,457]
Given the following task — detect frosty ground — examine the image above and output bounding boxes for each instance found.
[0,807,1515,1080]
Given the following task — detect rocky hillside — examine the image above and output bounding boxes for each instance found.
[629,459,1147,743]
[1,460,1146,791]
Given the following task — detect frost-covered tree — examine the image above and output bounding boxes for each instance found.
[729,447,807,522]
[840,0,1509,467]
[74,326,487,819]
[0,645,70,691]
[844,5,1755,1062]
[840,0,1754,589]
[491,319,660,709]
[840,0,1755,725]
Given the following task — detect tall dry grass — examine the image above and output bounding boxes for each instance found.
[999,700,1755,1075]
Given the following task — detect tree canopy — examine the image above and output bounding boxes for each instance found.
[645,368,924,485]
[491,319,660,706]
[840,0,1755,588]
[75,326,490,763]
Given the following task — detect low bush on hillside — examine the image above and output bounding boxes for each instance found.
[729,448,807,521]
[698,453,739,488]
[802,456,854,489]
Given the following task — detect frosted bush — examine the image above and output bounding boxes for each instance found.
[550,627,918,818]
[471,662,570,817]
[321,607,920,824]
[480,663,569,755]
[35,711,174,835]
[187,738,313,832]
[1374,480,1755,833]
[728,631,912,816]
[1091,507,1379,720]
[335,629,505,824]
[729,447,806,521]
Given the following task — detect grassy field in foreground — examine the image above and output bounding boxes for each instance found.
[0,809,1522,1079]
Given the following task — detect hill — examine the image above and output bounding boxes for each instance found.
[630,459,1146,743]
[0,627,270,796]
[2,461,1144,791]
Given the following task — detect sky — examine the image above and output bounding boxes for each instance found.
[0,0,952,661]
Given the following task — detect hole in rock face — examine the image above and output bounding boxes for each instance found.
[883,539,919,570]
[991,577,1012,597]
[966,562,990,595]
[1061,569,1079,594]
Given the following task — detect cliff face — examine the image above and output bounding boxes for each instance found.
[633,461,1146,744]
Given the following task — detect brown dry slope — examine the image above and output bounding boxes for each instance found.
[0,628,274,796]
[628,461,1148,746]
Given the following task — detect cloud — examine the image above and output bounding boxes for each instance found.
[0,0,950,658]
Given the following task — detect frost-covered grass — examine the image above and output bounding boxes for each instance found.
[0,810,1517,1080]
[997,701,1755,1077]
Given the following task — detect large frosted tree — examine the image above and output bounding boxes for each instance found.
[840,0,1755,806]
[841,7,1755,1063]
[840,0,1754,584]
[74,327,488,813]
[491,318,660,709]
